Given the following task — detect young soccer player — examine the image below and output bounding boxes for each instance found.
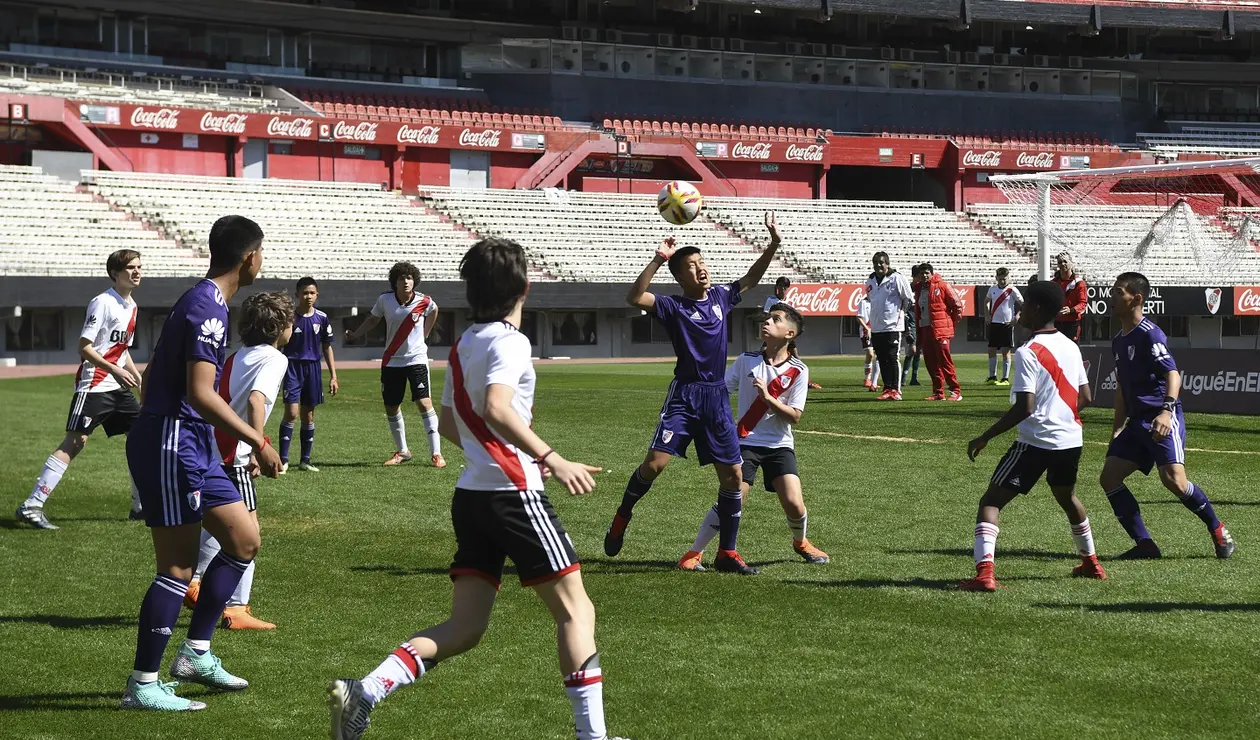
[902,264,922,387]
[857,291,879,391]
[761,277,821,390]
[985,267,1023,386]
[1100,272,1236,560]
[328,238,622,740]
[16,249,144,529]
[121,215,282,711]
[278,277,338,472]
[344,262,445,467]
[603,211,782,576]
[962,281,1106,591]
[184,292,294,631]
[679,303,828,570]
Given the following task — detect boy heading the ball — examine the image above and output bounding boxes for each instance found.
[604,211,781,576]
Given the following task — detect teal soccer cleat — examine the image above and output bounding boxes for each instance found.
[120,677,206,711]
[170,644,249,690]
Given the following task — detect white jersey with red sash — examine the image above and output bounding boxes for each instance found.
[986,284,1022,325]
[213,344,288,467]
[725,351,809,449]
[76,288,138,393]
[372,290,437,368]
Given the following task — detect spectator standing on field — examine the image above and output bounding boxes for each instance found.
[1053,252,1088,343]
[916,263,964,402]
[902,265,923,387]
[864,252,914,401]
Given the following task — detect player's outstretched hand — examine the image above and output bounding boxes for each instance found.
[112,365,141,388]
[329,376,340,396]
[256,440,283,479]
[765,211,780,244]
[545,455,602,495]
[655,236,677,262]
[967,436,988,462]
[1151,411,1173,441]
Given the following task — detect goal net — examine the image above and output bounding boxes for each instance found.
[981,158,1260,285]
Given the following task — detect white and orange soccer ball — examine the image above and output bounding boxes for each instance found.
[657,181,703,226]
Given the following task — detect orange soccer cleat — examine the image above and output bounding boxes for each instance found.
[183,579,200,610]
[947,390,964,402]
[808,381,823,390]
[678,550,705,571]
[1071,554,1108,580]
[384,451,413,466]
[432,453,447,468]
[924,393,946,401]
[793,539,830,564]
[220,605,276,630]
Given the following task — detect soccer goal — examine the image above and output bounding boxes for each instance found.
[981,157,1260,286]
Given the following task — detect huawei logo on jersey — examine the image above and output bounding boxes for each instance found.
[199,317,226,346]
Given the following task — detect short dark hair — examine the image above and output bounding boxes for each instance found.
[775,276,791,290]
[1025,280,1065,322]
[1028,274,1038,286]
[768,302,804,336]
[460,238,529,322]
[910,264,924,277]
[208,215,264,269]
[296,276,318,291]
[872,251,889,264]
[996,267,1009,278]
[388,262,420,292]
[106,249,141,280]
[920,262,934,274]
[239,291,295,347]
[1115,271,1151,301]
[668,246,703,278]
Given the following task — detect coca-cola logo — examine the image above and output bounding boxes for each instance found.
[129,107,180,130]
[1015,152,1056,169]
[458,128,502,148]
[332,121,379,142]
[785,144,825,162]
[781,284,867,316]
[731,142,773,160]
[266,117,314,138]
[397,124,441,145]
[962,150,1002,168]
[1236,287,1260,314]
[199,112,248,134]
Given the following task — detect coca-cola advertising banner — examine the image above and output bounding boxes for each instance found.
[82,103,543,152]
[1085,347,1260,416]
[1084,285,1233,317]
[960,149,1089,171]
[1234,286,1260,315]
[693,140,828,165]
[781,284,976,317]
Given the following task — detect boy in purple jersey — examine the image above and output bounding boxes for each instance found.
[278,277,339,472]
[120,215,283,712]
[1100,272,1236,560]
[603,211,782,575]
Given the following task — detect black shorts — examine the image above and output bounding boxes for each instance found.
[987,323,1015,349]
[65,388,140,437]
[741,445,800,491]
[380,363,430,406]
[990,442,1082,494]
[1055,320,1082,343]
[449,488,580,589]
[225,464,258,512]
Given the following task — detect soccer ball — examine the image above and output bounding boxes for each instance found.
[657,181,703,226]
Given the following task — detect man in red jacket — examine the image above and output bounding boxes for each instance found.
[916,263,964,401]
[1053,252,1089,343]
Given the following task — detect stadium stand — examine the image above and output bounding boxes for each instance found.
[419,187,804,283]
[1137,124,1260,157]
[296,89,562,128]
[707,196,1035,284]
[1,63,279,111]
[602,119,828,142]
[0,165,203,277]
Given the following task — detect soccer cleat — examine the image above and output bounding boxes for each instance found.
[431,454,447,468]
[862,380,875,391]
[278,462,289,475]
[714,550,759,575]
[120,677,206,712]
[299,462,320,472]
[793,539,830,564]
[183,579,200,610]
[891,390,903,401]
[997,378,1011,387]
[14,504,58,530]
[1212,524,1236,559]
[169,644,249,691]
[221,605,276,630]
[948,391,964,402]
[876,389,894,400]
[678,550,705,571]
[604,513,630,557]
[959,563,999,592]
[984,376,998,385]
[128,508,145,521]
[1071,555,1108,580]
[868,383,880,393]
[383,451,413,466]
[924,393,946,401]
[329,678,374,740]
[808,381,823,390]
[1116,539,1162,560]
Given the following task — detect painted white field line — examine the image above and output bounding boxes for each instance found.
[799,429,1260,456]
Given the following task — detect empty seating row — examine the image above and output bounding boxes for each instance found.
[604,119,827,142]
[1,67,277,112]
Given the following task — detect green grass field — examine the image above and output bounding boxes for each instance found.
[2,356,1257,739]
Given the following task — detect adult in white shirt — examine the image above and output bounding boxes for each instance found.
[863,251,915,400]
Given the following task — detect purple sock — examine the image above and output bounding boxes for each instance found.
[1182,482,1220,530]
[278,421,294,463]
[716,488,743,551]
[188,551,251,643]
[1105,485,1153,543]
[300,423,315,464]
[134,574,188,673]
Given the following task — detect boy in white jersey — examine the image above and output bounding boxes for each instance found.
[680,303,829,569]
[183,292,293,631]
[17,249,144,530]
[962,281,1106,592]
[857,291,879,390]
[329,238,623,740]
[344,261,445,468]
[984,267,1023,386]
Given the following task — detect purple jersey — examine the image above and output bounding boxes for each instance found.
[284,308,332,362]
[653,281,742,383]
[1113,318,1178,421]
[141,279,228,420]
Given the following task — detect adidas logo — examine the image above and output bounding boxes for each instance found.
[1009,477,1021,486]
[1099,369,1118,392]
[151,627,172,636]
[690,311,703,321]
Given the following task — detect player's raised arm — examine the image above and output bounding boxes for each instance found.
[737,211,782,295]
[627,237,676,311]
[483,382,601,495]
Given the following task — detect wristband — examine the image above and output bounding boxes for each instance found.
[534,449,554,465]
[1161,400,1176,413]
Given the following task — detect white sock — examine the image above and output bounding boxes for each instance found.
[131,670,160,684]
[1002,355,1012,380]
[195,528,221,581]
[988,355,997,377]
[387,413,408,454]
[691,505,720,552]
[787,510,807,543]
[863,360,873,382]
[363,643,426,706]
[1070,518,1096,557]
[422,408,441,456]
[26,454,68,507]
[129,474,142,513]
[565,656,607,740]
[184,638,211,653]
[974,522,999,565]
[228,560,255,607]
[871,361,881,387]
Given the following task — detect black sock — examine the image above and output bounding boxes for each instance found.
[616,469,653,519]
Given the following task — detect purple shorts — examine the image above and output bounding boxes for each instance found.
[650,380,742,467]
[283,360,324,407]
[1106,407,1187,475]
[127,414,242,528]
